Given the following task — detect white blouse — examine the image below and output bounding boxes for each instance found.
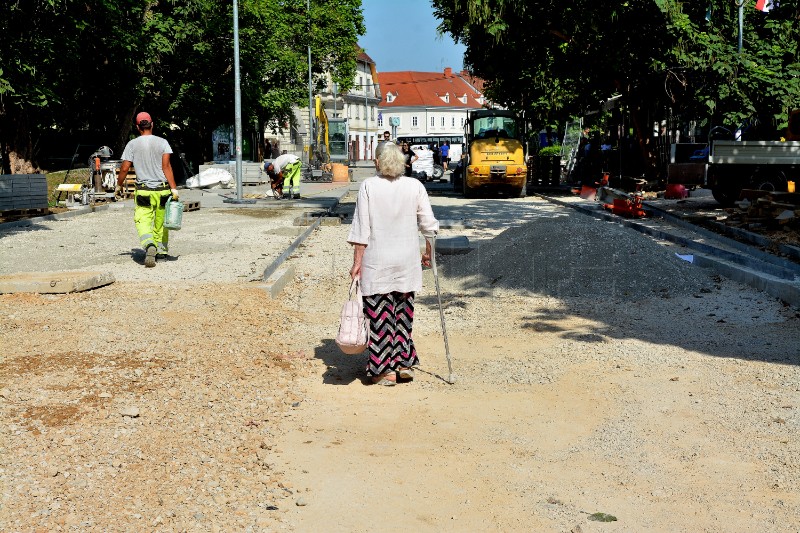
[347,175,439,296]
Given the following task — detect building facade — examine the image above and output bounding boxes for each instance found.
[316,49,380,162]
[376,67,487,159]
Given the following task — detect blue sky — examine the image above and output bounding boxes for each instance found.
[359,0,466,74]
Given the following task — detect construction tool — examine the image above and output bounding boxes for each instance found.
[430,235,456,384]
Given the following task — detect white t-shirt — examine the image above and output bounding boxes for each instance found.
[121,135,173,188]
[347,175,439,296]
[271,153,300,173]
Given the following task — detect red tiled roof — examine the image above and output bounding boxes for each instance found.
[358,48,375,65]
[377,69,485,109]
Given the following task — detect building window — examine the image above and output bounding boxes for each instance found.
[359,76,363,89]
[412,116,418,127]
[460,117,465,127]
[452,117,455,127]
[377,115,383,127]
[441,117,445,127]
[430,116,435,127]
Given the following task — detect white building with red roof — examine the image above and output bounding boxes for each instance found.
[377,67,488,144]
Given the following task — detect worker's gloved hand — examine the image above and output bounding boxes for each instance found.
[170,188,179,201]
[114,184,122,197]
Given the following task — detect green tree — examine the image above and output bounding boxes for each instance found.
[0,0,364,174]
[432,0,800,153]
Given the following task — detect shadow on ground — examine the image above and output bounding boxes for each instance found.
[314,338,367,386]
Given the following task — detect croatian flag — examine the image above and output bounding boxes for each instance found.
[755,0,773,12]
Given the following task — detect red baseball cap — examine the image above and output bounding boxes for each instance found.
[135,112,152,126]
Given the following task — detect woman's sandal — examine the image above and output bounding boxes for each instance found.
[371,372,397,386]
[397,367,415,381]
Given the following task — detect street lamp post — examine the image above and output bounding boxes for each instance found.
[224,0,255,204]
[307,0,314,164]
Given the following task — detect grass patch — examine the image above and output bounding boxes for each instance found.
[45,168,90,206]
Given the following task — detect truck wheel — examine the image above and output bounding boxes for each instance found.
[751,170,786,192]
[711,187,738,207]
[463,181,477,198]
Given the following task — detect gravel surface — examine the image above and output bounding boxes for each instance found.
[2,180,799,531]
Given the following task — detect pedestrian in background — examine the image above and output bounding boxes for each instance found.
[401,142,418,177]
[373,130,394,165]
[440,141,450,171]
[116,112,178,268]
[264,138,272,162]
[265,152,302,199]
[347,142,439,386]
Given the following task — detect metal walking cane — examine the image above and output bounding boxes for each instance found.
[430,235,456,384]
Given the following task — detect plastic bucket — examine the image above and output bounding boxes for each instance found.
[164,197,184,230]
[331,163,349,182]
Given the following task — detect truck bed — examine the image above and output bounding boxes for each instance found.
[709,140,800,165]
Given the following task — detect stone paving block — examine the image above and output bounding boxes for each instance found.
[0,271,115,294]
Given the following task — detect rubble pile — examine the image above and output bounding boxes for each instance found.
[443,211,713,298]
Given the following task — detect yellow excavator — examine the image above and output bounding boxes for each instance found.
[306,96,332,181]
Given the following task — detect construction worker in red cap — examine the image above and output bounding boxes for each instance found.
[116,112,179,267]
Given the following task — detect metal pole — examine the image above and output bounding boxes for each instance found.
[233,0,243,200]
[223,0,255,204]
[307,0,314,166]
[738,0,744,54]
[365,84,369,161]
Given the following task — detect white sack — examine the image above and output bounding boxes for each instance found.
[185,168,234,189]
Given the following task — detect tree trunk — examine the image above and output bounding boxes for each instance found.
[1,109,39,174]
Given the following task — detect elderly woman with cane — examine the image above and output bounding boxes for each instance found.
[348,142,439,386]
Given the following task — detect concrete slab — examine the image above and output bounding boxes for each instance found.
[436,235,471,254]
[0,271,115,294]
[257,264,296,299]
[419,235,471,255]
[692,253,800,307]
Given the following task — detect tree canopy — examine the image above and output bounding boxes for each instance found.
[0,0,365,173]
[432,0,800,137]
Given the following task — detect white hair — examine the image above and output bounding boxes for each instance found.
[376,142,405,178]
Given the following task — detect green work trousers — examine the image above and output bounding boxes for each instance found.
[282,161,301,196]
[134,188,171,253]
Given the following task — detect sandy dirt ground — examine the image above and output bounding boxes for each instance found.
[1,187,799,532]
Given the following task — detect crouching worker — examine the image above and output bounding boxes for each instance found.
[116,112,179,268]
[264,161,284,199]
[265,153,301,199]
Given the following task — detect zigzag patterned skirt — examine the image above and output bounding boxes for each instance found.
[363,291,418,376]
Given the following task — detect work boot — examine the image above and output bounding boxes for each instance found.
[144,245,157,268]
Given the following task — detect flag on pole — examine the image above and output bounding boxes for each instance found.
[754,0,773,12]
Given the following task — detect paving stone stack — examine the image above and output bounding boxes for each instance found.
[0,174,49,211]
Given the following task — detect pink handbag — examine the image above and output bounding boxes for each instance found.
[335,279,369,355]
